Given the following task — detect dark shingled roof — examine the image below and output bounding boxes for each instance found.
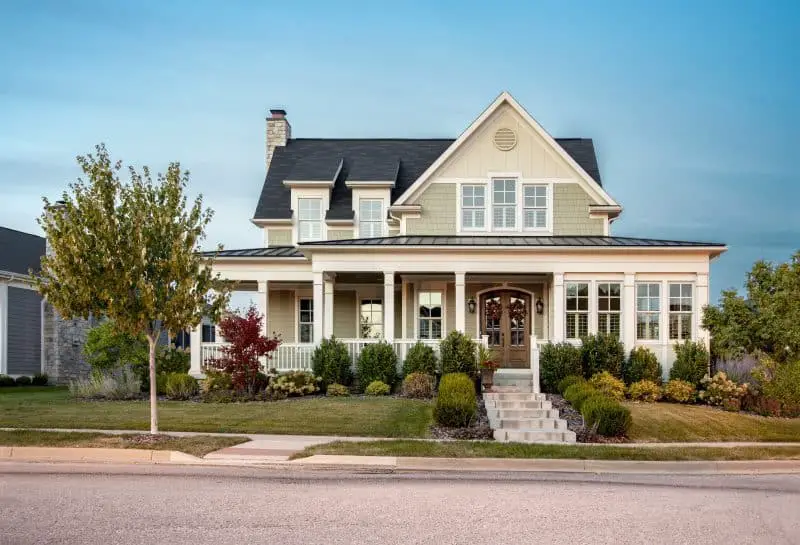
[298,235,725,248]
[0,226,46,275]
[253,138,602,220]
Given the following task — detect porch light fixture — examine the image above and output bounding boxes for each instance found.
[535,298,544,315]
[467,298,476,314]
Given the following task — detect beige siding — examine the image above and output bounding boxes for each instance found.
[405,183,457,235]
[268,290,295,342]
[553,184,605,236]
[405,283,415,336]
[267,229,292,247]
[446,285,456,335]
[327,229,353,240]
[333,291,357,338]
[394,289,402,338]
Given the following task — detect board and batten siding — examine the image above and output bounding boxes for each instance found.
[7,287,41,376]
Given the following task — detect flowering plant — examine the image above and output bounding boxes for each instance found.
[481,360,500,370]
[699,372,748,406]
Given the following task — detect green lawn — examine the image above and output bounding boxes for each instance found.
[0,429,248,457]
[0,387,434,438]
[293,440,800,461]
[626,402,800,442]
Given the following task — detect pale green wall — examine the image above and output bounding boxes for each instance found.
[327,229,353,240]
[406,184,457,235]
[267,229,292,247]
[553,184,605,236]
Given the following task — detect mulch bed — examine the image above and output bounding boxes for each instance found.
[547,394,629,443]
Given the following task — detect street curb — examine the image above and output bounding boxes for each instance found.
[0,447,203,465]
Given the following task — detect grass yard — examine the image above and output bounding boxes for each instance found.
[0,387,434,438]
[0,429,248,457]
[626,402,800,443]
[293,440,800,461]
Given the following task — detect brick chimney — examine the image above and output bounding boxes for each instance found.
[266,108,291,171]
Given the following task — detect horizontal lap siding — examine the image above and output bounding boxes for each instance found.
[7,287,41,376]
[333,291,357,338]
[269,290,296,343]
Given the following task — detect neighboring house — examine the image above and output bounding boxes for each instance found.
[191,92,726,383]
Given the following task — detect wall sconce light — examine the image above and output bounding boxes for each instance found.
[535,298,544,315]
[467,298,476,314]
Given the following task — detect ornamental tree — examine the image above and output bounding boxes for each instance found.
[211,304,280,391]
[37,144,231,433]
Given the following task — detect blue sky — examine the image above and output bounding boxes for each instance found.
[1,0,798,301]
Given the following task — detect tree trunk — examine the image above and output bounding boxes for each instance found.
[148,336,158,434]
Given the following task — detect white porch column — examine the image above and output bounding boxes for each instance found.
[401,277,408,339]
[622,273,636,354]
[313,272,324,344]
[189,324,202,377]
[696,273,710,350]
[383,271,395,342]
[0,283,8,374]
[454,272,466,333]
[258,280,269,337]
[552,273,564,342]
[323,274,335,338]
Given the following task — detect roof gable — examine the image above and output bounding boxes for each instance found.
[0,226,46,276]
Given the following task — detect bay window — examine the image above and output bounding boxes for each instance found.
[297,198,322,242]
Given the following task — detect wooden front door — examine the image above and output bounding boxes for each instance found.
[481,290,530,368]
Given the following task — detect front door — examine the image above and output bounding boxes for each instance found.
[481,290,530,368]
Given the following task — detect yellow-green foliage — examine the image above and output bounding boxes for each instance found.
[267,371,320,397]
[364,380,391,396]
[663,379,697,403]
[588,371,626,401]
[326,383,350,397]
[627,380,662,403]
[435,373,476,427]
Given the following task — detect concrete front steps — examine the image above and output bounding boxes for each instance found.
[484,386,576,444]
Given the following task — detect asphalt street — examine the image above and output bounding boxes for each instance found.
[1,463,799,545]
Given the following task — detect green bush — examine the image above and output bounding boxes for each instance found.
[557,375,586,395]
[356,341,398,389]
[134,345,191,392]
[164,373,199,400]
[15,376,32,386]
[155,374,168,395]
[402,342,438,377]
[581,396,632,437]
[68,371,141,400]
[364,380,391,396]
[563,383,603,412]
[663,379,696,403]
[267,371,320,397]
[202,370,233,393]
[401,372,435,399]
[588,371,626,401]
[669,340,709,386]
[84,321,147,374]
[627,380,662,402]
[434,373,476,427]
[623,346,663,385]
[326,383,350,397]
[540,342,582,393]
[0,374,15,387]
[439,331,477,377]
[761,359,800,408]
[580,334,625,378]
[32,373,48,386]
[312,337,353,388]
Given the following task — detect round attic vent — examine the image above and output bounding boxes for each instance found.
[493,127,517,151]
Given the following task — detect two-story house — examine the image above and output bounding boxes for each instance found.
[190,92,726,386]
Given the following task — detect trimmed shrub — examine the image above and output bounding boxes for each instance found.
[0,374,15,387]
[32,373,48,386]
[164,373,199,400]
[401,372,435,399]
[326,383,350,397]
[15,376,32,386]
[663,379,696,403]
[540,342,582,393]
[267,371,320,397]
[623,347,663,385]
[402,342,438,377]
[68,371,141,400]
[439,331,477,377]
[557,375,586,395]
[627,380,662,402]
[669,340,709,386]
[760,359,800,409]
[588,371,626,401]
[312,337,353,388]
[356,341,398,389]
[580,334,625,378]
[582,396,632,437]
[202,370,233,393]
[699,372,748,406]
[563,383,603,412]
[365,380,391,396]
[435,373,476,427]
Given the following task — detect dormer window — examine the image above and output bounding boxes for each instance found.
[298,198,322,242]
[359,199,384,238]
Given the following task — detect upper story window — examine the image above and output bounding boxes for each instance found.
[492,179,517,230]
[298,198,322,242]
[359,199,384,238]
[523,185,548,229]
[461,185,486,230]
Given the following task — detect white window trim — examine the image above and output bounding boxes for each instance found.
[596,281,622,338]
[521,183,552,233]
[414,287,445,340]
[357,296,384,339]
[564,282,590,340]
[356,198,385,239]
[668,282,694,341]
[460,184,487,232]
[454,177,554,235]
[490,178,518,232]
[635,282,662,342]
[291,189,329,245]
[295,295,314,344]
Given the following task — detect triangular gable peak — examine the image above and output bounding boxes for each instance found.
[394,91,620,208]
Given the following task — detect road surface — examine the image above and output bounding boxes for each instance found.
[1,463,799,544]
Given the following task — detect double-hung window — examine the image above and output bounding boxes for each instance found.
[298,298,314,343]
[461,185,486,230]
[523,185,548,229]
[597,283,621,338]
[565,282,589,339]
[636,283,661,340]
[360,298,383,339]
[418,292,443,339]
[359,199,383,238]
[201,324,216,343]
[669,283,693,340]
[297,198,322,242]
[492,179,516,230]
